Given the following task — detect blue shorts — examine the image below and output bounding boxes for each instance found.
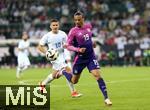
[72,56,100,75]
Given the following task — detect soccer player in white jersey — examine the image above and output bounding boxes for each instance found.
[38,19,82,97]
[16,32,30,78]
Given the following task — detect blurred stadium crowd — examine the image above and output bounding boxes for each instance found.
[0,0,150,67]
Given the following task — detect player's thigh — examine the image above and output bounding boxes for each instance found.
[72,63,86,75]
[87,59,101,80]
[51,69,62,79]
[17,55,23,66]
[51,58,68,79]
[72,63,86,83]
[87,58,100,72]
[52,58,67,71]
[24,57,30,66]
[18,56,30,67]
[90,69,102,80]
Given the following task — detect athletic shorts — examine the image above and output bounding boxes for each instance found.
[18,54,30,68]
[51,53,67,71]
[72,56,100,75]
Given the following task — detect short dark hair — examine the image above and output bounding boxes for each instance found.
[50,19,59,23]
[74,11,84,17]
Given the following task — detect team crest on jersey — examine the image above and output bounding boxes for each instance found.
[87,28,91,32]
[74,69,78,74]
[78,32,82,36]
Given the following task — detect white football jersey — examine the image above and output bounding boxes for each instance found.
[40,30,69,70]
[40,30,67,54]
[18,40,30,56]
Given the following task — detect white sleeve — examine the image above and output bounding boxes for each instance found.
[18,41,23,49]
[26,40,30,48]
[39,34,47,46]
[63,32,67,44]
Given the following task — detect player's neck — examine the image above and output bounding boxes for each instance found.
[23,39,27,41]
[76,24,84,28]
[52,30,58,34]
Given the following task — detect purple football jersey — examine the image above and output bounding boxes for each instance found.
[67,23,94,58]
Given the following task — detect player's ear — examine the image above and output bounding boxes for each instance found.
[82,17,85,22]
[58,23,60,28]
[50,24,52,30]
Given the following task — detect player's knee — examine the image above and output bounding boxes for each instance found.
[72,81,78,84]
[94,74,100,79]
[65,67,71,73]
[72,79,78,84]
[91,71,101,79]
[53,72,62,79]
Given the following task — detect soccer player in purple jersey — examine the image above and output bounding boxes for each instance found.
[63,11,112,105]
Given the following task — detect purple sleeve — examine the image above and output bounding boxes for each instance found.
[67,28,79,52]
[67,45,80,52]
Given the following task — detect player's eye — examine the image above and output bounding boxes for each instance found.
[77,19,81,22]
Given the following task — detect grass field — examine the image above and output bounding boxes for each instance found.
[0,67,150,110]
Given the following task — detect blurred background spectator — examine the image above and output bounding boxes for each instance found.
[0,0,150,67]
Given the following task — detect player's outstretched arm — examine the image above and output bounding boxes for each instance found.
[37,44,47,54]
[92,41,97,48]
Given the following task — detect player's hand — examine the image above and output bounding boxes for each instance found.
[63,44,68,48]
[78,48,86,53]
[93,41,96,48]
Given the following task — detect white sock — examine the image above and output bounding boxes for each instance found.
[66,62,75,93]
[22,65,28,71]
[17,65,29,77]
[16,67,21,78]
[66,80,75,93]
[42,74,54,85]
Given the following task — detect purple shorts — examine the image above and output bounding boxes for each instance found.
[72,56,100,75]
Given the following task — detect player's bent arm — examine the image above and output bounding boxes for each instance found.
[65,44,80,52]
[92,41,97,48]
[65,44,86,53]
[38,44,47,54]
[67,28,86,53]
[18,47,28,51]
[18,48,23,51]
